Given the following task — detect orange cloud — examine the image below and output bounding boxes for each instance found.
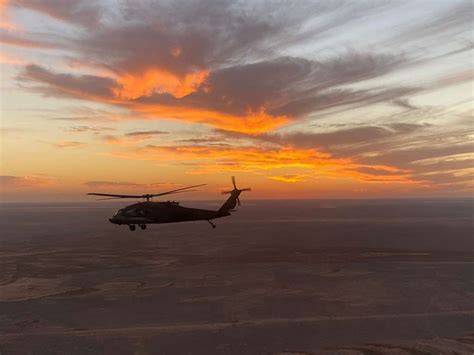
[110,144,417,184]
[113,69,209,100]
[129,103,290,134]
[270,174,308,183]
[20,65,290,134]
[22,65,293,134]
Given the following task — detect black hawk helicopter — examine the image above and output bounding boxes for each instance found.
[87,177,250,231]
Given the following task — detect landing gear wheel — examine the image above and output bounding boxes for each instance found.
[207,220,216,229]
[140,224,147,230]
[129,225,136,231]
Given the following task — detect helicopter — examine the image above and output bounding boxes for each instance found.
[87,177,250,231]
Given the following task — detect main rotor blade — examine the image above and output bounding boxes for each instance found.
[87,184,205,200]
[232,176,237,190]
[87,193,143,198]
[241,188,251,191]
[149,184,206,198]
[96,197,130,201]
[162,189,198,195]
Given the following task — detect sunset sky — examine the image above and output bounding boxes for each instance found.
[0,0,472,201]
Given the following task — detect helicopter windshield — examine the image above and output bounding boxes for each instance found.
[113,209,123,217]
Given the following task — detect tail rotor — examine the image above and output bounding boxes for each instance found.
[219,176,251,212]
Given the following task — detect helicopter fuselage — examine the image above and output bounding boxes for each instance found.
[108,201,230,227]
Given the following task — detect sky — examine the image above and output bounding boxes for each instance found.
[0,0,472,201]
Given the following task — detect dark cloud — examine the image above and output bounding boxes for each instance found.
[72,0,281,78]
[393,99,418,111]
[63,125,115,133]
[175,137,224,144]
[125,130,168,137]
[258,123,428,149]
[75,0,329,75]
[269,87,420,118]
[19,64,116,99]
[207,53,405,116]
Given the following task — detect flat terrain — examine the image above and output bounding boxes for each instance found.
[0,199,473,354]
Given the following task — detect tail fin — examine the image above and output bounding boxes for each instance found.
[218,176,251,213]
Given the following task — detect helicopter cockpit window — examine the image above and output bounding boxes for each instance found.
[113,209,123,217]
[123,208,138,217]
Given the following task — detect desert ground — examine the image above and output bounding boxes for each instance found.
[0,199,473,354]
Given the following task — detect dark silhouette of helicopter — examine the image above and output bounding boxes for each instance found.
[87,177,250,231]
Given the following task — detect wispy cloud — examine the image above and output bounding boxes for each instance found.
[12,0,103,28]
[0,31,56,48]
[0,175,54,188]
[53,141,85,148]
[62,125,115,134]
[125,130,168,137]
[101,130,168,145]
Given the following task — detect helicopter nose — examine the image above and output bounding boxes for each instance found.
[109,218,117,224]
